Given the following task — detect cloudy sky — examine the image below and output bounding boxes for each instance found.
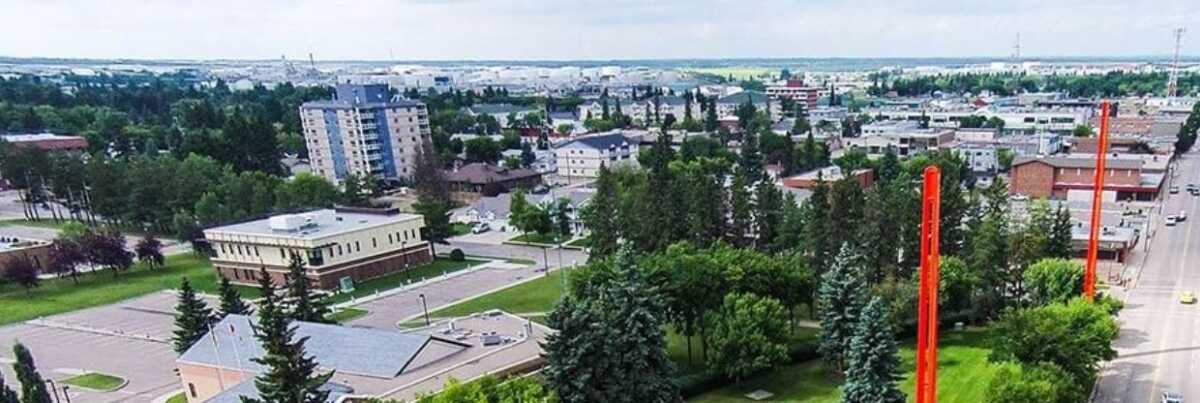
[2,0,1197,60]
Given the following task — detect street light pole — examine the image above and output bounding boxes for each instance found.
[45,380,61,403]
[419,293,430,326]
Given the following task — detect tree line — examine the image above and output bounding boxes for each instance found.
[871,71,1200,98]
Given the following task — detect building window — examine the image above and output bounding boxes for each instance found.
[355,241,361,252]
[280,249,286,259]
[337,244,343,255]
[372,238,377,248]
[233,269,241,280]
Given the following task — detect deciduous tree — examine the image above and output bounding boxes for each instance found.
[705,292,789,386]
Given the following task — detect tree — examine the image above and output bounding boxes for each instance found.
[1023,259,1084,306]
[1,255,39,292]
[727,169,754,247]
[218,276,251,317]
[339,174,373,207]
[1047,205,1074,259]
[985,362,1082,403]
[843,297,905,403]
[0,371,18,403]
[134,233,165,269]
[1072,124,1094,137]
[11,343,51,403]
[244,268,334,403]
[970,214,1011,318]
[705,293,789,386]
[412,145,452,255]
[818,244,866,375]
[172,277,213,353]
[285,254,332,323]
[580,165,620,260]
[753,180,784,251]
[805,178,833,276]
[542,247,680,403]
[464,137,502,164]
[989,298,1119,389]
[80,230,133,277]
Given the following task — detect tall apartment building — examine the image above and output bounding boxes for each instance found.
[300,84,431,183]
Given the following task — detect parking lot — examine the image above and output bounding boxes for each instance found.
[0,292,202,402]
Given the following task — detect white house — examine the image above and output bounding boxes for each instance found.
[554,131,639,180]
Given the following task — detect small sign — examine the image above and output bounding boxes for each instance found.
[339,277,355,293]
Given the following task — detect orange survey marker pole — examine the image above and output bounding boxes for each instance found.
[916,166,941,403]
[1084,101,1111,301]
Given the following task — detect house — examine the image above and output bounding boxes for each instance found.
[444,163,543,196]
[844,125,956,157]
[549,111,583,135]
[0,133,89,152]
[781,166,875,190]
[176,312,549,402]
[554,131,639,180]
[1009,154,1165,201]
[202,208,431,290]
[715,90,779,122]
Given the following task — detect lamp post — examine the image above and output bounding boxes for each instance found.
[45,379,61,403]
[419,293,430,326]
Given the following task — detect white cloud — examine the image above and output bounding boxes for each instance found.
[0,0,1196,60]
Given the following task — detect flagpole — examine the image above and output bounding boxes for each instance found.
[208,322,226,391]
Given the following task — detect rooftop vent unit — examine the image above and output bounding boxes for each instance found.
[269,213,320,232]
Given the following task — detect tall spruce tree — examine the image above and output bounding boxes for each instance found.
[0,372,17,403]
[580,165,620,260]
[753,180,784,252]
[11,343,51,403]
[827,178,865,251]
[1047,205,1074,259]
[285,254,332,323]
[805,178,833,276]
[727,168,754,247]
[818,244,866,375]
[244,268,334,403]
[842,297,906,403]
[172,277,213,353]
[542,247,680,403]
[218,276,251,317]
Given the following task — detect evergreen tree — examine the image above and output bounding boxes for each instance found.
[285,254,332,323]
[805,178,833,276]
[412,144,452,255]
[11,343,51,403]
[827,178,865,251]
[727,169,754,247]
[542,247,680,403]
[753,179,784,252]
[738,129,764,181]
[172,277,213,353]
[818,244,866,375]
[971,215,1011,318]
[244,268,334,403]
[876,148,901,182]
[0,372,17,403]
[842,297,905,403]
[581,165,620,260]
[704,97,719,132]
[218,276,251,317]
[857,186,899,284]
[1047,205,1074,259]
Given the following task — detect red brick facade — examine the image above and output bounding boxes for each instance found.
[214,243,433,290]
[1010,161,1056,198]
[1010,158,1156,200]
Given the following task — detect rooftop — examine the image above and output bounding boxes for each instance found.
[1012,155,1143,170]
[203,208,422,241]
[178,314,465,379]
[468,103,538,115]
[445,163,541,185]
[1,133,89,151]
[556,131,634,150]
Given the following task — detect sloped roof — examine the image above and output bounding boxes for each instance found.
[717,91,769,105]
[445,163,541,185]
[177,315,462,379]
[556,131,633,150]
[205,380,354,403]
[468,103,538,115]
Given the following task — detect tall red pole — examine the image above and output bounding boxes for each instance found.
[1084,101,1111,301]
[916,166,941,403]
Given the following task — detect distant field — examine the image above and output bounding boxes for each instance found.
[688,329,996,403]
[683,67,775,81]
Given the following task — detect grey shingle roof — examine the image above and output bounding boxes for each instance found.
[717,91,769,105]
[468,103,538,115]
[556,132,633,150]
[205,380,354,403]
[1013,156,1142,170]
[177,315,449,379]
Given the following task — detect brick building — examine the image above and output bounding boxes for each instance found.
[202,208,431,290]
[1009,155,1165,201]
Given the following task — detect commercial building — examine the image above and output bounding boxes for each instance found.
[445,162,543,196]
[844,123,956,157]
[202,208,431,290]
[782,166,874,190]
[0,133,89,152]
[300,84,431,183]
[766,79,821,111]
[1009,155,1165,201]
[176,311,548,402]
[554,131,639,179]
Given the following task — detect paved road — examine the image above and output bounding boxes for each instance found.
[0,224,191,256]
[346,240,587,329]
[1096,152,1200,403]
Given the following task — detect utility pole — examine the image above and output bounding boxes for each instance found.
[1168,28,1186,98]
[1084,101,1111,301]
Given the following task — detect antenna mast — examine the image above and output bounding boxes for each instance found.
[1168,28,1185,98]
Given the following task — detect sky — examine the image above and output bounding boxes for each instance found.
[1,0,1198,61]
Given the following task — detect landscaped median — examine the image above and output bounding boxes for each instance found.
[61,372,127,392]
[503,233,588,250]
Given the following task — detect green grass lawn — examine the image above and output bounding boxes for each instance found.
[0,254,214,326]
[450,223,472,237]
[0,218,84,230]
[564,237,590,248]
[688,329,996,403]
[427,272,566,318]
[165,392,188,403]
[326,258,484,304]
[61,372,126,392]
[327,307,369,323]
[508,233,562,245]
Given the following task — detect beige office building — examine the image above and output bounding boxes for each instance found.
[202,207,431,290]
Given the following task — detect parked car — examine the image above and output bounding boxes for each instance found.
[1163,391,1184,403]
[471,223,491,234]
[1170,186,1180,194]
[1180,292,1196,305]
[1179,211,1189,222]
[1166,215,1178,226]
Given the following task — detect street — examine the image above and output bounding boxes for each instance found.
[1096,152,1200,403]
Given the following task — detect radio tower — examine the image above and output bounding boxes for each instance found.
[1168,28,1185,98]
[1013,32,1022,63]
